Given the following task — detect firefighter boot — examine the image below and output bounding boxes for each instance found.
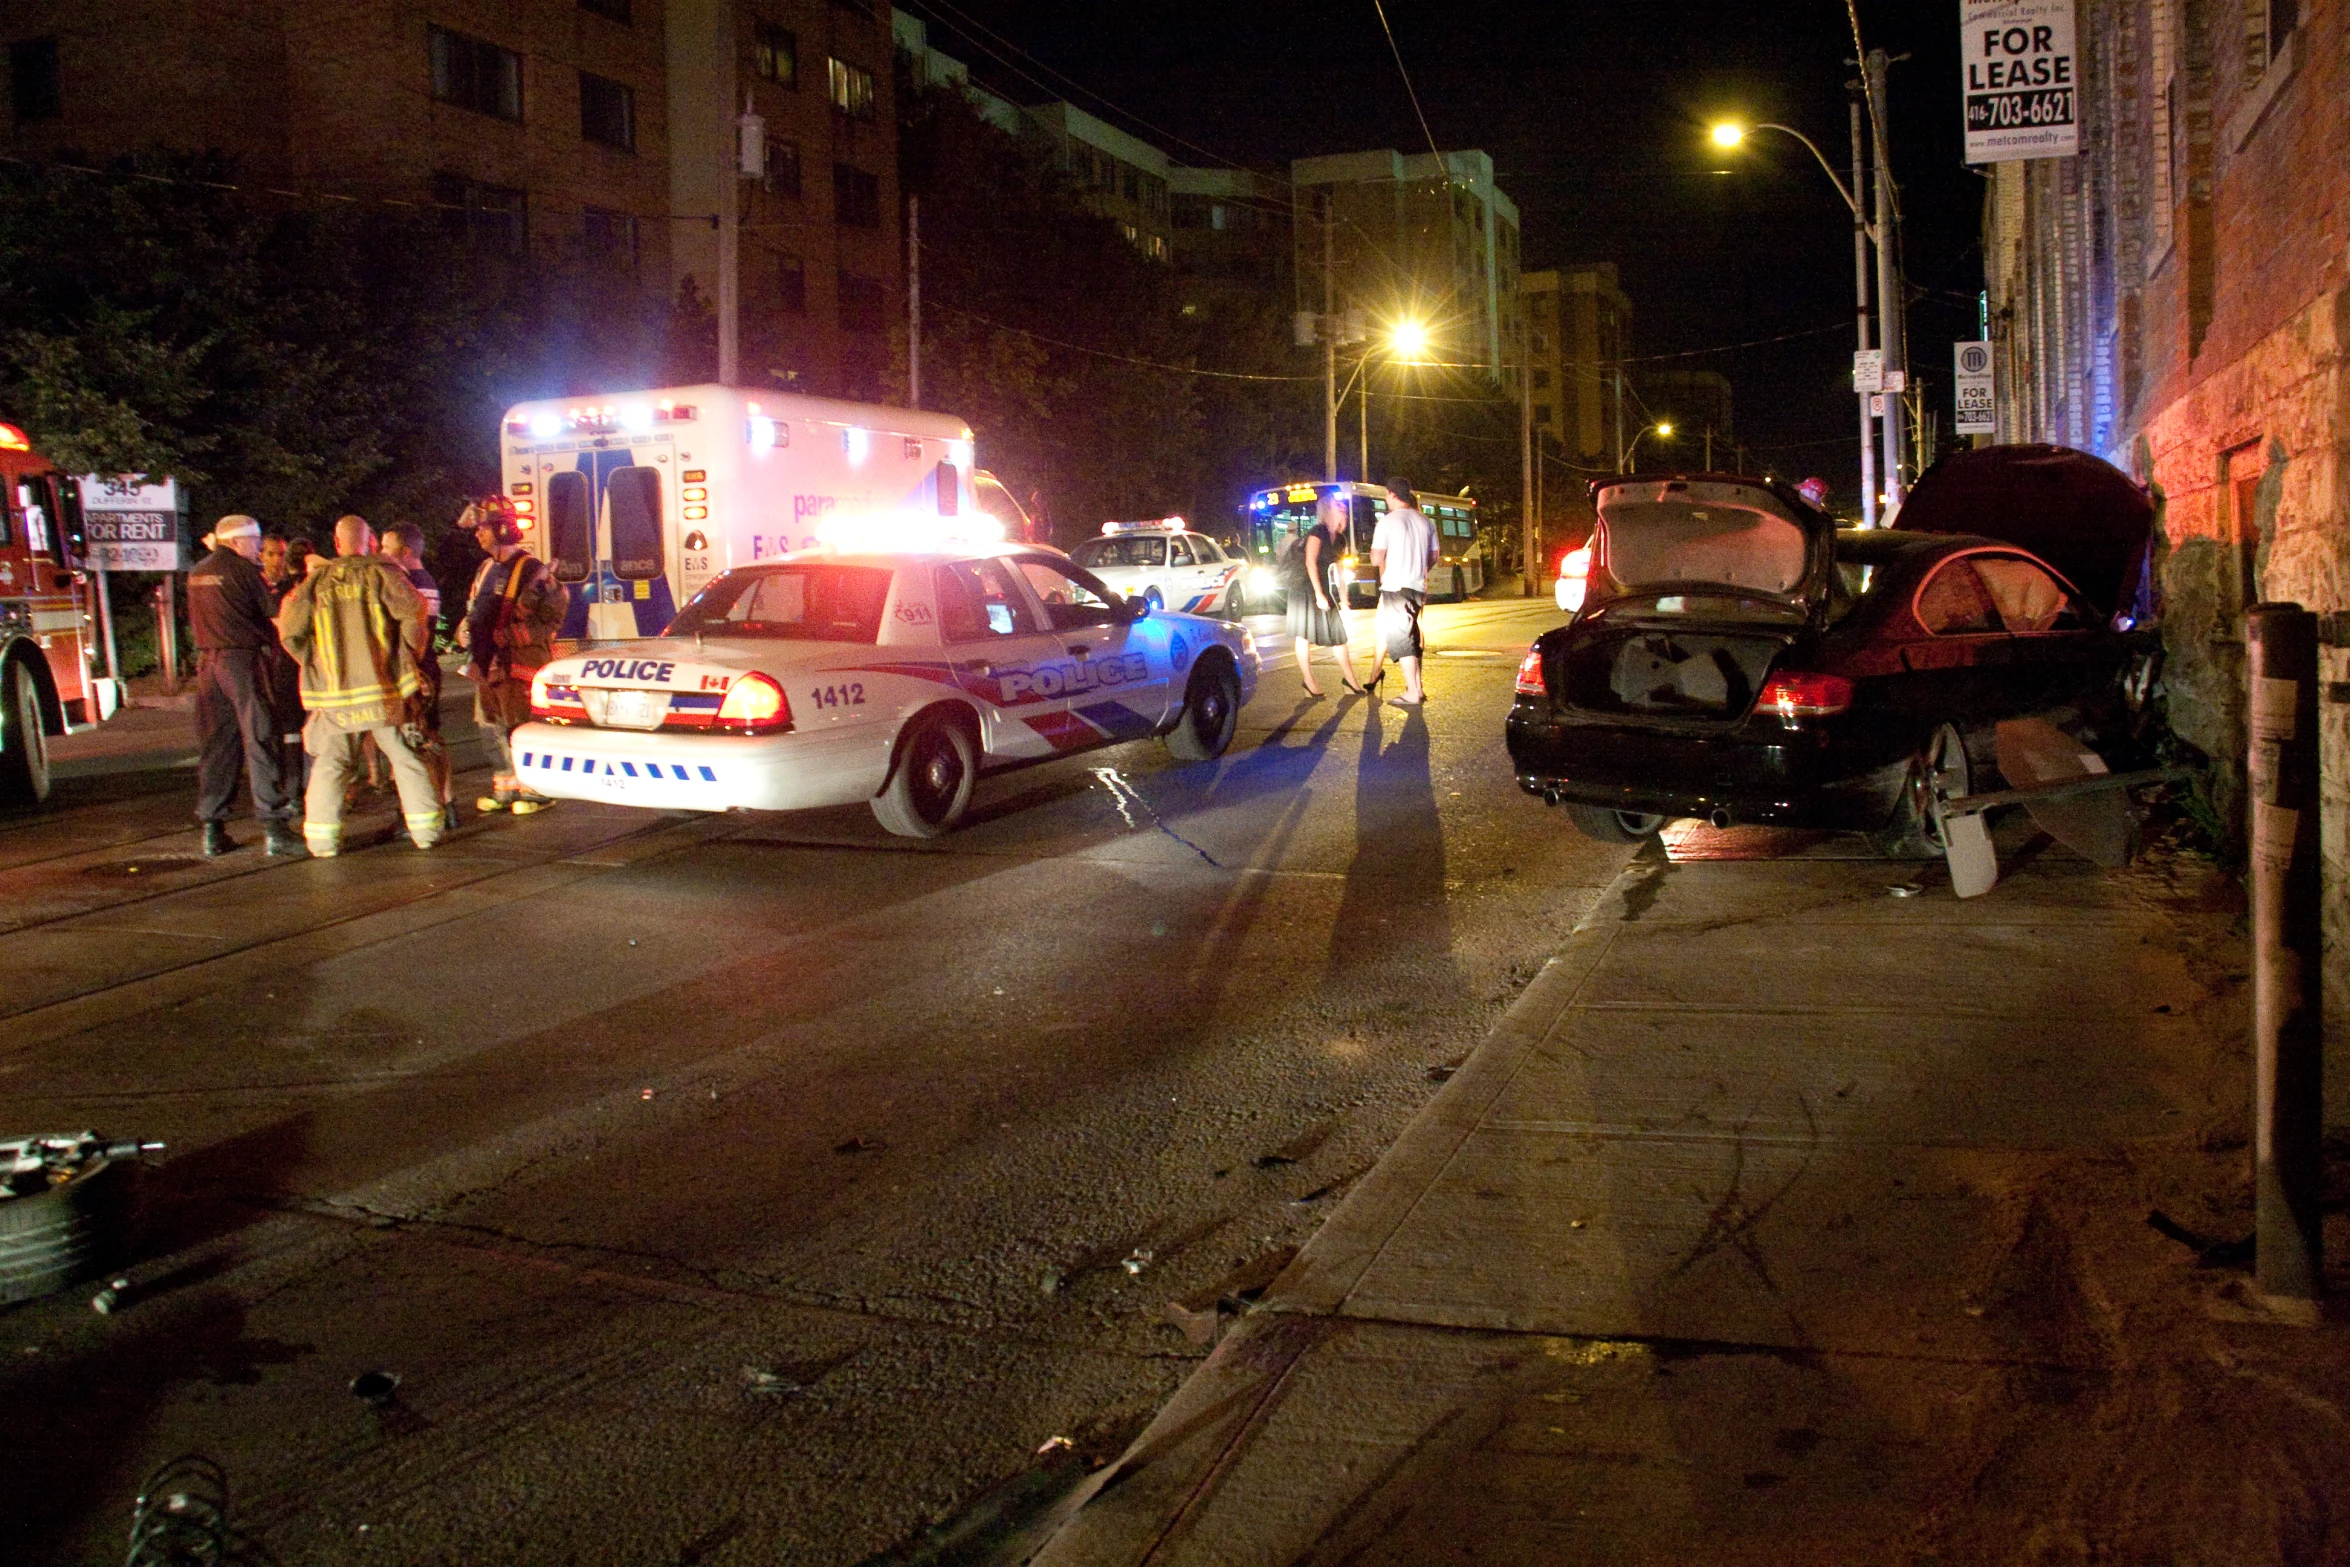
[304,822,343,859]
[405,810,445,851]
[200,821,236,857]
[476,773,520,813]
[263,820,308,858]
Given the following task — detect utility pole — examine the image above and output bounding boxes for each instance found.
[1359,376,1369,482]
[1867,48,1907,511]
[1323,192,1338,482]
[718,78,742,384]
[1850,82,1879,526]
[1613,366,1626,474]
[1519,310,1536,596]
[907,195,921,408]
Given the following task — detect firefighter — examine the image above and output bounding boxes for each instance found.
[276,514,443,856]
[456,496,567,814]
[186,514,301,856]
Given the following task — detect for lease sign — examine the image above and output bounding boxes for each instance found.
[1961,0,2079,162]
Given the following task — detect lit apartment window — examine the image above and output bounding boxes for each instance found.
[765,139,802,198]
[827,57,875,118]
[774,253,807,314]
[837,269,885,333]
[433,173,527,252]
[580,71,635,151]
[756,23,796,86]
[9,38,58,124]
[833,163,880,227]
[579,0,630,21]
[430,27,522,122]
[583,207,638,271]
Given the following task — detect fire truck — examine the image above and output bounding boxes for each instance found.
[0,422,95,808]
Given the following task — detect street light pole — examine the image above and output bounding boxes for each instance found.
[1323,192,1338,482]
[1867,48,1907,511]
[1849,86,1878,526]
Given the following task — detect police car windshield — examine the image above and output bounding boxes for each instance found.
[670,564,894,643]
[1070,535,1166,569]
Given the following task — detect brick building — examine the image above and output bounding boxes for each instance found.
[0,0,901,399]
[1985,0,2347,1013]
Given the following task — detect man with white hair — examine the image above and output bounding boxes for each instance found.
[186,513,300,856]
[275,514,442,856]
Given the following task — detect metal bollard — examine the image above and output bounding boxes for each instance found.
[2246,602,2324,1318]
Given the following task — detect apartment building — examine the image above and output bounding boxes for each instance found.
[1984,0,2346,992]
[0,0,901,398]
[1020,101,1172,263]
[1522,263,1632,465]
[1291,148,1521,385]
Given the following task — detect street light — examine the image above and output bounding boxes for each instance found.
[1625,420,1673,471]
[1710,111,1891,523]
[1387,317,1431,362]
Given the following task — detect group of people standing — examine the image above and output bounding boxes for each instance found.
[186,496,567,859]
[1284,476,1440,709]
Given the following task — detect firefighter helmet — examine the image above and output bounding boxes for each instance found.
[463,495,524,547]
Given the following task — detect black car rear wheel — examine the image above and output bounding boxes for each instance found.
[1871,723,1970,858]
[1563,803,1666,843]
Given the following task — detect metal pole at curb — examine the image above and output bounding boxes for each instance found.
[2247,601,2325,1320]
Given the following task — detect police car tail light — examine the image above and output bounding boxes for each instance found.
[531,673,586,723]
[714,671,792,734]
[1514,648,1547,697]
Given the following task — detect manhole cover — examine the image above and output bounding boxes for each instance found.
[83,856,210,879]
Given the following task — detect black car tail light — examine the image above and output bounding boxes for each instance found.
[1757,670,1853,718]
[1515,647,1547,697]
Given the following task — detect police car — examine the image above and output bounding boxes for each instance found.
[511,522,1260,836]
[1066,519,1243,617]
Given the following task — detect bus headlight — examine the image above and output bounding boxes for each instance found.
[1250,567,1274,593]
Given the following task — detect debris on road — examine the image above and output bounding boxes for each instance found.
[1036,1435,1074,1457]
[125,1455,234,1567]
[1163,1246,1301,1345]
[1427,1064,1458,1082]
[1039,1267,1065,1296]
[741,1367,804,1398]
[1121,1248,1154,1275]
[1,1131,162,1306]
[89,1274,133,1314]
[834,1137,886,1155]
[1250,1153,1296,1170]
[1887,883,1923,898]
[349,1370,402,1405]
[640,1088,657,1101]
[2147,1209,2255,1269]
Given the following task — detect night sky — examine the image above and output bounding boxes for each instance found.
[905,0,1985,509]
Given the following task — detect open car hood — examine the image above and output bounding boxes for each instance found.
[1588,475,1836,619]
[1893,445,2153,617]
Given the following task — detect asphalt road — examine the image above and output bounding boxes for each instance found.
[1,598,1629,1566]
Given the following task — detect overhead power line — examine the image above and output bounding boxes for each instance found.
[1616,320,1853,363]
[1370,0,1447,171]
[927,300,1318,382]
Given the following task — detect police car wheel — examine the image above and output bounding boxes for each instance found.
[0,657,52,810]
[1165,655,1240,762]
[872,713,976,838]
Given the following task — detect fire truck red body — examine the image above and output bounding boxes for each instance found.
[0,422,96,807]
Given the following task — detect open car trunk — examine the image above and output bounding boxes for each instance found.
[1558,477,1831,720]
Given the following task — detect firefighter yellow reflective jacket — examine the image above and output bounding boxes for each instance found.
[275,556,428,730]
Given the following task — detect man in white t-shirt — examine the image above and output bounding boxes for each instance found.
[1367,476,1440,707]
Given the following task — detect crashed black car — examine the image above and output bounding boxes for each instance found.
[1506,446,2160,849]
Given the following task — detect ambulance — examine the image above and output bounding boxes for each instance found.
[498,385,985,643]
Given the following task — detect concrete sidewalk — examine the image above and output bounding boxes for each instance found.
[1032,830,2350,1565]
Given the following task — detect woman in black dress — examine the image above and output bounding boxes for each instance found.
[1285,492,1365,698]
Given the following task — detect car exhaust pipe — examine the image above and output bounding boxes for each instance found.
[1708,806,1733,829]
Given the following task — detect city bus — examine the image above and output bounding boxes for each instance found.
[1239,481,1483,609]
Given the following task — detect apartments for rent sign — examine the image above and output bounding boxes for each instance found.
[1962,0,2080,161]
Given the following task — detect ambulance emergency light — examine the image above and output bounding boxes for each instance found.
[506,401,700,437]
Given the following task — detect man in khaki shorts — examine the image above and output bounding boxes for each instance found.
[1365,476,1440,708]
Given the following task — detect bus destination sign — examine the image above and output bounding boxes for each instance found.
[1961,0,2079,163]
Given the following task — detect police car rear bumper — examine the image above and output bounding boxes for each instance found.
[509,721,890,813]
